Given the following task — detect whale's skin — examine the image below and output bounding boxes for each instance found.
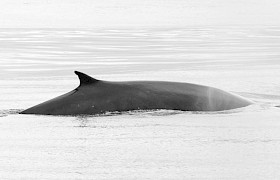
[20,71,252,115]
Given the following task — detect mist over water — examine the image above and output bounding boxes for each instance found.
[1,27,280,179]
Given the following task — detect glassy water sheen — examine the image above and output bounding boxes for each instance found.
[0,27,280,179]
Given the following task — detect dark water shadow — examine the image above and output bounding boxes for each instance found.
[72,106,251,119]
[99,109,185,117]
[3,101,270,119]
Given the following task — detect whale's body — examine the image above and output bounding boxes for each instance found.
[21,71,252,115]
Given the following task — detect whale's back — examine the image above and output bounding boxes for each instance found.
[20,71,252,115]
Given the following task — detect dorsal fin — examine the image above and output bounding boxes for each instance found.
[74,71,99,86]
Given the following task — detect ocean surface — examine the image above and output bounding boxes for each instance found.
[0,27,280,179]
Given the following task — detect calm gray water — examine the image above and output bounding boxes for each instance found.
[1,27,280,179]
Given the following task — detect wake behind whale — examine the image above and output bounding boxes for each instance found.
[20,71,252,115]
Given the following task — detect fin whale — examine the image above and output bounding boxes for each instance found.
[20,71,252,115]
